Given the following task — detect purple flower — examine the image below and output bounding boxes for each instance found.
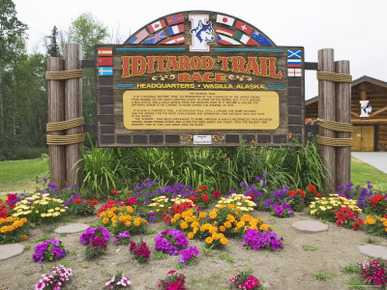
[33,238,66,263]
[114,231,131,244]
[154,229,188,255]
[80,227,111,245]
[243,229,284,251]
[179,246,199,266]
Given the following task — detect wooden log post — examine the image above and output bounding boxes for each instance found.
[47,58,66,189]
[335,60,351,188]
[64,44,83,187]
[318,49,336,193]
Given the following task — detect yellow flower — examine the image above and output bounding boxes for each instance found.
[219,225,226,232]
[365,216,376,225]
[220,237,228,245]
[199,212,207,219]
[319,206,326,211]
[224,221,232,228]
[180,221,189,230]
[259,224,272,231]
[191,221,200,229]
[209,211,217,219]
[187,232,194,239]
[227,204,235,209]
[22,234,28,241]
[170,218,176,224]
[126,206,134,214]
[205,237,213,244]
[125,220,131,227]
[174,213,181,220]
[134,218,142,227]
[310,209,318,215]
[102,218,109,224]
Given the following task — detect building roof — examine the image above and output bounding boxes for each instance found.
[305,75,387,105]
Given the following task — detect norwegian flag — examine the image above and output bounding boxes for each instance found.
[166,13,185,25]
[147,19,166,33]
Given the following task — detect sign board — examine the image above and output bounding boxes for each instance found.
[96,11,305,147]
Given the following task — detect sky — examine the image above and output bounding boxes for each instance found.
[13,0,387,99]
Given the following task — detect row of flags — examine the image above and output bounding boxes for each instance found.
[97,48,303,77]
[287,49,302,77]
[126,13,272,46]
[98,48,113,76]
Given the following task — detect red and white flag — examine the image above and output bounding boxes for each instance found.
[288,68,302,77]
[97,47,112,56]
[160,35,185,44]
[98,57,112,66]
[148,19,166,33]
[216,14,235,26]
[235,20,253,34]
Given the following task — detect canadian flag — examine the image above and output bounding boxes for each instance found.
[148,19,166,33]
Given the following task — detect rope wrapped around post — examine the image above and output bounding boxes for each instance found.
[313,118,353,147]
[316,71,352,83]
[46,117,84,145]
[45,69,83,80]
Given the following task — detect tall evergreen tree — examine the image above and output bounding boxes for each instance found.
[0,0,28,134]
[46,26,60,57]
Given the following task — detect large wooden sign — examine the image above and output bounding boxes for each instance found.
[96,11,305,147]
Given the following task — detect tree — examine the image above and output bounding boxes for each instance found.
[68,13,109,59]
[45,26,61,57]
[0,0,28,134]
[67,13,109,125]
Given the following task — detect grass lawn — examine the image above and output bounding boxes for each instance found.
[351,157,387,191]
[0,157,49,193]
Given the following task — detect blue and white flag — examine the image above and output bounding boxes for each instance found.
[287,50,301,59]
[251,30,272,46]
[166,24,185,36]
[98,67,113,76]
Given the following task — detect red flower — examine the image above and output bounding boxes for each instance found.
[188,196,197,203]
[199,185,208,191]
[201,194,209,202]
[163,215,171,224]
[247,193,255,200]
[0,208,9,218]
[73,198,83,204]
[370,194,386,206]
[298,190,306,198]
[307,184,317,193]
[353,222,360,231]
[111,189,119,195]
[127,197,137,205]
[194,189,199,194]
[213,190,221,199]
[288,190,296,197]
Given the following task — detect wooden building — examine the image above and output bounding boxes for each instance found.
[305,75,387,151]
